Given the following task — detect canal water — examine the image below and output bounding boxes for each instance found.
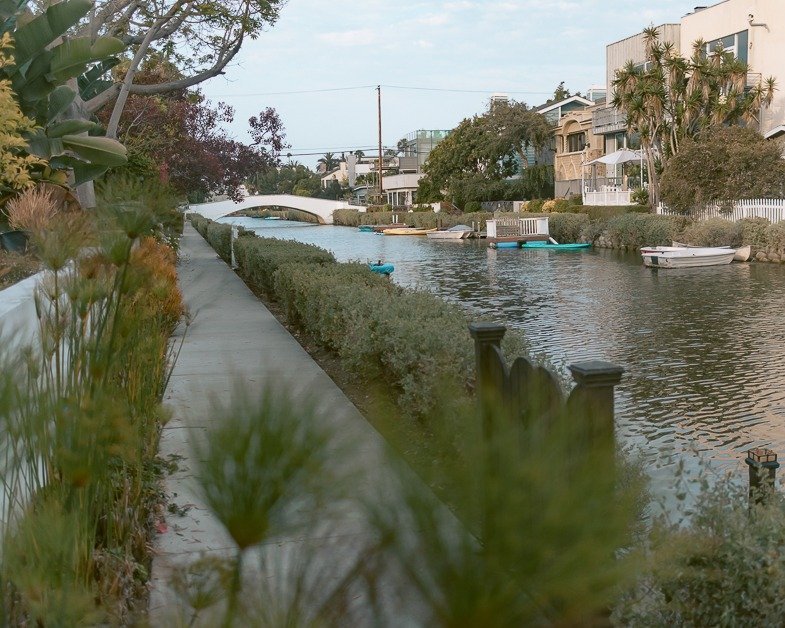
[222,217,785,496]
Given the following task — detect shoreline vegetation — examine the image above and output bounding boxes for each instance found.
[330,208,785,261]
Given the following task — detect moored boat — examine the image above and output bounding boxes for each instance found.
[640,246,736,268]
[383,227,437,236]
[523,241,591,250]
[671,241,751,262]
[426,224,473,240]
[368,261,394,275]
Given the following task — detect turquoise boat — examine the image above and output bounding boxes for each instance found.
[523,242,592,250]
[369,262,394,275]
[358,225,374,232]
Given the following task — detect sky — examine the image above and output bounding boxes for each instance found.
[201,0,707,169]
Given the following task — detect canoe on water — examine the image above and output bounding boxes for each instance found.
[523,242,592,251]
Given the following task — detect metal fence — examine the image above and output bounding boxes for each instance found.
[657,198,785,223]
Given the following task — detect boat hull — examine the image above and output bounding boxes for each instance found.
[641,246,735,268]
[383,228,437,236]
[426,230,471,240]
[523,242,591,250]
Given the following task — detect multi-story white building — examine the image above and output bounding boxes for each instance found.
[681,0,784,138]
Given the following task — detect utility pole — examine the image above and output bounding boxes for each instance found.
[377,85,384,198]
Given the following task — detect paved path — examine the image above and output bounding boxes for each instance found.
[148,225,425,625]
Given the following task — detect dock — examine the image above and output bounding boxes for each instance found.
[485,216,553,248]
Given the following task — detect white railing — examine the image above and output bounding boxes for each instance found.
[583,189,634,206]
[486,218,549,238]
[657,198,785,223]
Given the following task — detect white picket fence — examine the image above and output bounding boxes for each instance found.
[657,198,785,223]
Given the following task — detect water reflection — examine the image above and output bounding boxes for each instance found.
[222,218,785,489]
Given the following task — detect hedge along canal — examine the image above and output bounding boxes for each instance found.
[216,216,785,499]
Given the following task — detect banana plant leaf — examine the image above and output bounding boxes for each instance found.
[48,36,125,83]
[78,58,120,101]
[47,85,76,120]
[13,0,92,69]
[61,135,127,167]
[47,119,100,138]
[50,155,109,186]
[25,129,64,158]
[0,0,28,31]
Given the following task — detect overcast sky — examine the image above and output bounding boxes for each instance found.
[202,0,706,168]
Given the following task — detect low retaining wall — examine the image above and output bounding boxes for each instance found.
[0,270,45,350]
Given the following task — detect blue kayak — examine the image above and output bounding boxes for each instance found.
[369,262,394,275]
[523,242,592,250]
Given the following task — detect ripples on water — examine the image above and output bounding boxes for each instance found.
[222,218,785,493]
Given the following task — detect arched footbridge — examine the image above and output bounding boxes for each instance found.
[187,194,366,225]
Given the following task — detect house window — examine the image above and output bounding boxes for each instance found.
[566,132,586,153]
[704,30,748,63]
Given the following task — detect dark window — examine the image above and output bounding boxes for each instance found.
[566,132,586,153]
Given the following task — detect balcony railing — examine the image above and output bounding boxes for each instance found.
[592,106,626,135]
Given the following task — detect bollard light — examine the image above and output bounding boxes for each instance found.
[748,448,778,464]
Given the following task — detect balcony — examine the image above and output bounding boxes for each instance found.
[592,106,626,135]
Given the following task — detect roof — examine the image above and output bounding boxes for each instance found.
[536,95,594,115]
[764,125,785,140]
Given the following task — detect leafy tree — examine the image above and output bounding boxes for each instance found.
[353,149,365,159]
[660,126,785,214]
[78,0,285,137]
[100,67,288,202]
[417,100,550,206]
[612,27,776,208]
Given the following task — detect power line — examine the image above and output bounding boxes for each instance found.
[206,85,376,97]
[383,84,552,95]
[205,83,552,98]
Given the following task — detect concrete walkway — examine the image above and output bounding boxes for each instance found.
[148,225,422,625]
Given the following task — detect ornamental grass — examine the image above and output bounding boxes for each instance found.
[0,182,183,624]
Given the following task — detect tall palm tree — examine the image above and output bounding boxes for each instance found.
[317,152,339,172]
[612,27,775,208]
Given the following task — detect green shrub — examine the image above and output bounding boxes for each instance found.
[526,198,545,213]
[233,235,335,296]
[551,198,573,213]
[604,214,688,249]
[464,201,482,213]
[677,218,742,247]
[189,213,209,238]
[616,477,785,625]
[766,222,785,254]
[631,188,649,206]
[739,217,770,248]
[206,222,233,263]
[579,206,634,221]
[272,261,473,418]
[548,213,590,243]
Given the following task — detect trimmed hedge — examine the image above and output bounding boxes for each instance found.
[206,222,232,263]
[189,214,530,419]
[233,233,335,296]
[273,262,474,416]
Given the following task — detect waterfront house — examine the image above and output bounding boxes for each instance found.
[554,106,605,199]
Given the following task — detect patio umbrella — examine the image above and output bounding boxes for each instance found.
[585,149,642,165]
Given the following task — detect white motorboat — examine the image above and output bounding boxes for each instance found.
[640,246,736,268]
[426,224,474,240]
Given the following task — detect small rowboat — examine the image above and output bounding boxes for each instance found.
[640,246,736,268]
[358,225,375,232]
[382,228,437,236]
[671,241,751,262]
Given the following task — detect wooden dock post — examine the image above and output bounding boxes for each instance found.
[746,448,779,506]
